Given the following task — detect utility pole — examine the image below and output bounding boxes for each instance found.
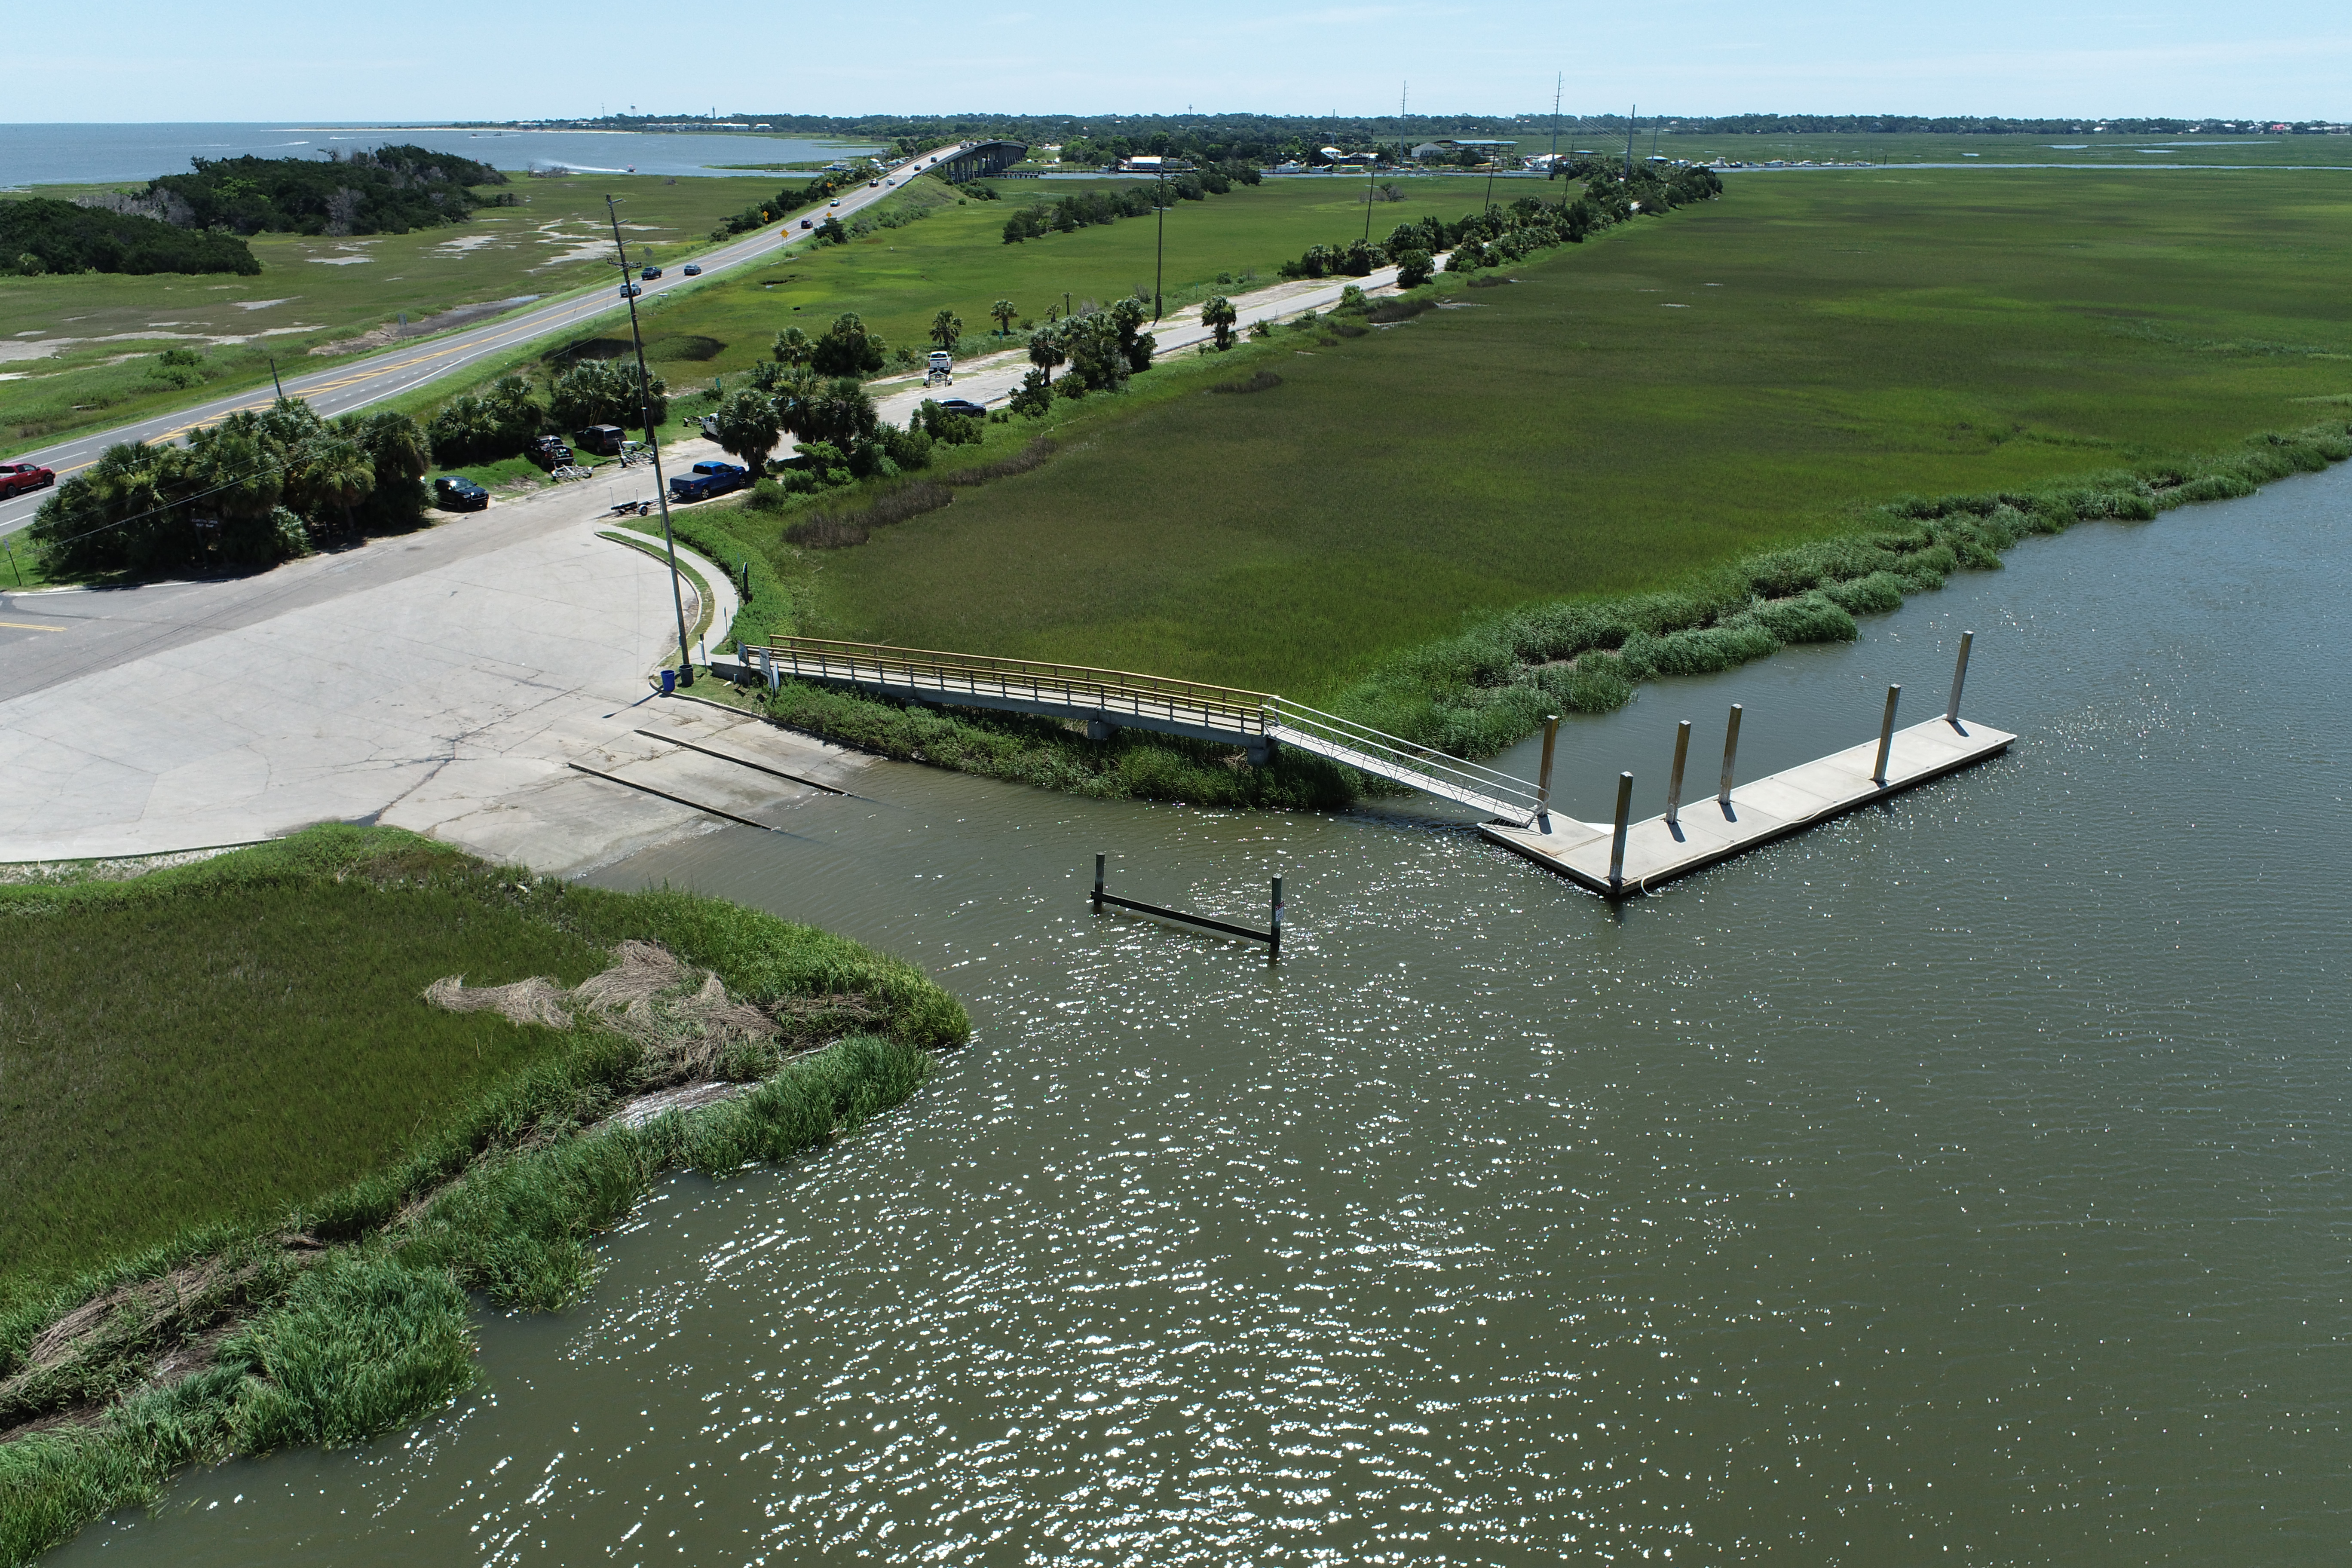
[1549,74,1562,165]
[268,356,285,400]
[1153,164,1166,322]
[606,194,695,689]
[1625,104,1637,178]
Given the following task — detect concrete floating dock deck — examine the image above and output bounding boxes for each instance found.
[1480,714,2014,897]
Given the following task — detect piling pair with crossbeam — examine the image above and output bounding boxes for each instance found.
[1490,632,2007,897]
[1091,854,1283,956]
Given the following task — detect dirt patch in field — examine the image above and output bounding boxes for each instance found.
[308,294,541,356]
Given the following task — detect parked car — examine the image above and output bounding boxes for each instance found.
[525,435,574,471]
[432,475,490,511]
[640,265,662,280]
[575,424,626,457]
[0,460,55,498]
[668,460,749,503]
[621,283,642,298]
[682,262,701,276]
[936,398,988,420]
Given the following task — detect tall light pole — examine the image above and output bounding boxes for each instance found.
[606,195,695,689]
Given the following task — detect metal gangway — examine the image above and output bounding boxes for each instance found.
[730,635,1546,827]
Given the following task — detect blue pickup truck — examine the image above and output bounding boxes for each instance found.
[667,460,750,503]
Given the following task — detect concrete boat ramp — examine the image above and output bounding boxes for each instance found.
[1480,712,2014,896]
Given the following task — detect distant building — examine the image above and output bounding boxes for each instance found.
[1412,138,1518,162]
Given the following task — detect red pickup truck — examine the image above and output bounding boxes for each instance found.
[0,461,55,499]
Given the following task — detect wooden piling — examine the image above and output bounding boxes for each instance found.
[1873,685,1902,786]
[1718,704,1743,805]
[1946,631,1974,725]
[1270,875,1284,958]
[1609,772,1634,888]
[1093,853,1106,913]
[1535,714,1562,829]
[1666,720,1692,826]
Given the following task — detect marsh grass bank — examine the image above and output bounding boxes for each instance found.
[0,826,966,1565]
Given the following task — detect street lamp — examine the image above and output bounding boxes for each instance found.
[606,195,695,689]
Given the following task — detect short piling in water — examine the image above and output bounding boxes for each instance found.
[1946,631,1974,725]
[1718,703,1743,806]
[1873,684,1902,786]
[1608,772,1634,888]
[1666,720,1692,827]
[1091,854,1283,956]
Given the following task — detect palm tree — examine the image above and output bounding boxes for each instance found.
[928,308,963,354]
[1202,295,1239,351]
[1027,328,1066,384]
[772,326,812,368]
[299,438,375,534]
[990,298,1019,337]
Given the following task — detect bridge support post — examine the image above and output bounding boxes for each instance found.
[1873,684,1902,786]
[1534,714,1561,832]
[1247,736,1274,767]
[1608,772,1634,890]
[1087,718,1120,742]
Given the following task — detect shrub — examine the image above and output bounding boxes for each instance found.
[1210,369,1283,395]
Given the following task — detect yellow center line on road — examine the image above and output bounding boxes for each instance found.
[0,620,67,631]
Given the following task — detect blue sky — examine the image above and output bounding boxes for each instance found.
[17,0,2348,122]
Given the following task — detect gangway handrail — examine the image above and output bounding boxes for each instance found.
[750,636,1275,734]
[1269,699,1547,817]
[738,636,1548,824]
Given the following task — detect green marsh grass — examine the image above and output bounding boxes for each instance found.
[797,168,2352,699]
[0,825,965,1564]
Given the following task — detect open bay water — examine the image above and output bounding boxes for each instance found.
[50,464,2352,1563]
[0,124,875,189]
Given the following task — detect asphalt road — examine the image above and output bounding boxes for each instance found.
[0,146,971,539]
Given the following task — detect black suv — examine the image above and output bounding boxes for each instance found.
[433,475,490,511]
[526,435,574,470]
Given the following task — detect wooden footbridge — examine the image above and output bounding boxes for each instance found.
[722,634,2012,897]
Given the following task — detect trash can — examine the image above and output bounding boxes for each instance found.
[660,668,677,695]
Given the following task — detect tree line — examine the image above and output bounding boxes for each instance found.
[999,165,1259,245]
[133,146,510,237]
[1274,161,1722,281]
[3,198,259,277]
[28,401,432,576]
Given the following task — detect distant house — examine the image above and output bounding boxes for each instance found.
[1412,138,1518,162]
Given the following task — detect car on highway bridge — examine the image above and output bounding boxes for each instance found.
[0,460,55,498]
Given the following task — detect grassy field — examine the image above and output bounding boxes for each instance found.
[787,167,2352,697]
[0,172,795,444]
[567,173,1505,399]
